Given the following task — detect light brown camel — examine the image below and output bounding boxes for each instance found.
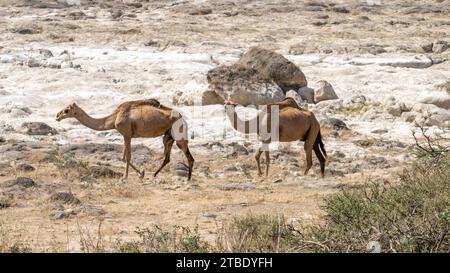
[56,99,194,180]
[224,97,326,177]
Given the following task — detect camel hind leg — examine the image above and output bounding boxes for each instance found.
[303,127,319,176]
[264,151,270,177]
[175,139,194,180]
[154,131,175,177]
[313,142,326,177]
[255,148,263,176]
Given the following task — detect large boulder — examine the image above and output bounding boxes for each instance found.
[206,64,284,106]
[236,47,308,91]
[314,80,338,103]
[417,93,450,110]
[285,90,303,105]
[402,103,450,128]
[298,86,315,103]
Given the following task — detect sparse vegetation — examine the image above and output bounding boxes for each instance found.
[336,105,370,116]
[0,223,31,253]
[115,129,450,253]
[48,148,89,171]
[116,225,210,253]
[215,214,293,252]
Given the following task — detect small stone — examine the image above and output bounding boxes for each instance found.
[110,10,123,19]
[126,3,143,8]
[16,163,35,172]
[432,41,448,53]
[371,129,388,134]
[173,162,189,177]
[320,118,348,131]
[2,177,36,188]
[20,122,58,136]
[49,192,81,205]
[332,6,349,13]
[421,43,434,53]
[189,7,213,15]
[89,166,122,179]
[332,151,346,158]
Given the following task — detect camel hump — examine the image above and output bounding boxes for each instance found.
[116,99,168,112]
[267,97,300,110]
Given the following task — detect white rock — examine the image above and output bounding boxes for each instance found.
[405,103,450,128]
[418,92,450,110]
[285,90,303,105]
[314,80,338,103]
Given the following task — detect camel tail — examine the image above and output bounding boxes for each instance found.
[316,130,327,158]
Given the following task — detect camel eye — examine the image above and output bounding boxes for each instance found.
[64,109,69,113]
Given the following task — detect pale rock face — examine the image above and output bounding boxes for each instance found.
[285,90,303,105]
[217,80,284,106]
[384,96,410,117]
[314,99,343,114]
[314,80,338,103]
[403,103,450,128]
[175,89,225,106]
[417,92,450,110]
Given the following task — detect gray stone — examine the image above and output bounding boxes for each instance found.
[298,87,315,103]
[320,118,348,131]
[20,122,58,136]
[49,192,81,205]
[189,7,213,15]
[173,162,189,177]
[418,93,450,110]
[2,177,36,188]
[432,41,448,53]
[89,166,122,179]
[16,163,35,172]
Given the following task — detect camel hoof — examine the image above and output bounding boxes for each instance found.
[119,177,127,183]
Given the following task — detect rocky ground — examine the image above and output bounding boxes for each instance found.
[0,0,449,252]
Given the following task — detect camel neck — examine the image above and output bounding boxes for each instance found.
[225,106,259,134]
[74,107,116,131]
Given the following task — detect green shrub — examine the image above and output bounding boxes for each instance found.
[116,225,210,253]
[296,154,450,253]
[48,148,89,171]
[216,214,296,253]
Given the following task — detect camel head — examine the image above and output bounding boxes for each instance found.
[224,100,238,114]
[56,103,78,122]
[224,100,238,107]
